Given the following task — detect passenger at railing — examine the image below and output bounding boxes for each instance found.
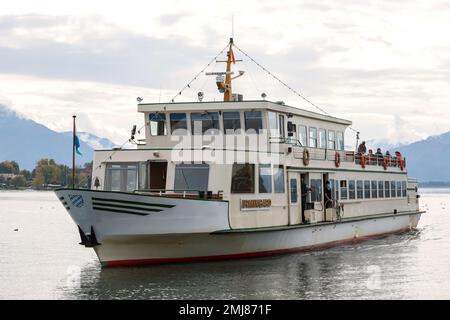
[385,150,392,166]
[395,151,403,166]
[375,148,383,165]
[324,181,333,209]
[357,141,367,154]
[368,149,374,165]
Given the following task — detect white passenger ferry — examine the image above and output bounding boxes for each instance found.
[55,38,424,267]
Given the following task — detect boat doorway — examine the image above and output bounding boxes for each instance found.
[148,161,167,190]
[288,172,302,225]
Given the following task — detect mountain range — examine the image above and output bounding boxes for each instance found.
[1,104,449,181]
[0,105,116,170]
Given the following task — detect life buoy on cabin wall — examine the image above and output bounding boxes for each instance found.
[303,148,310,166]
[334,152,341,168]
[383,157,389,170]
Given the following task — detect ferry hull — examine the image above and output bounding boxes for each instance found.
[96,212,421,267]
[55,189,421,267]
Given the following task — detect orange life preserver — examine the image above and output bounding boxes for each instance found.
[360,154,366,168]
[303,148,310,166]
[383,157,389,170]
[399,159,405,171]
[334,152,341,168]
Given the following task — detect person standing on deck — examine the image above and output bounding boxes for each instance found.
[358,141,367,154]
[325,181,333,209]
[301,178,311,223]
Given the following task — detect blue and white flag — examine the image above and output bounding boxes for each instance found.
[75,135,82,156]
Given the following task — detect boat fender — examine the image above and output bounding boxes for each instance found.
[302,148,310,166]
[399,159,405,171]
[360,154,366,168]
[334,152,341,168]
[383,157,389,170]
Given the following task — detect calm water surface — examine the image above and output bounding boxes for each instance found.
[0,189,449,299]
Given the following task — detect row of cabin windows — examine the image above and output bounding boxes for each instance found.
[231,164,285,194]
[337,180,407,201]
[149,111,345,151]
[149,111,264,136]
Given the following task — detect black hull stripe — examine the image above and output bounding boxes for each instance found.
[93,206,149,216]
[92,197,175,208]
[92,202,162,212]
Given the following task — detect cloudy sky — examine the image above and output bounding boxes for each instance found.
[1,0,449,147]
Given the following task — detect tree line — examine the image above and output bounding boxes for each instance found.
[0,159,92,189]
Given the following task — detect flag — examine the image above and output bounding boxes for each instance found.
[230,47,236,64]
[75,135,82,156]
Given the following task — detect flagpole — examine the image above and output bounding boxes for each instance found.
[72,115,76,189]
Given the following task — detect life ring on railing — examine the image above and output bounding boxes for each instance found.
[383,157,389,170]
[360,154,366,168]
[302,148,310,166]
[399,159,405,171]
[334,152,341,168]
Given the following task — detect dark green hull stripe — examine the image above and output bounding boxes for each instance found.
[93,206,149,216]
[92,197,175,208]
[92,202,162,212]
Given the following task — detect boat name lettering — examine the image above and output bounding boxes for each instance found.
[241,199,272,210]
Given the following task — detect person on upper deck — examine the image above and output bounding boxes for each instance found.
[357,141,367,154]
[375,148,383,157]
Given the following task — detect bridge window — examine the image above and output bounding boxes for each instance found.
[105,163,138,192]
[174,164,209,191]
[170,113,187,135]
[258,164,272,193]
[244,111,263,134]
[371,180,378,199]
[273,165,285,193]
[191,112,220,135]
[402,181,407,197]
[340,180,348,200]
[149,113,167,136]
[337,131,344,150]
[318,129,326,149]
[328,130,336,150]
[397,181,402,197]
[298,125,307,147]
[231,164,255,194]
[309,127,317,148]
[278,115,285,137]
[349,180,356,200]
[357,180,363,199]
[223,111,241,134]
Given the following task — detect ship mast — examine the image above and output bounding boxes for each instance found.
[223,38,234,102]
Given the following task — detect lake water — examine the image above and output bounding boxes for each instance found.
[0,189,449,300]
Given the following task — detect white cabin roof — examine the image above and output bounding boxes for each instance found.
[137,100,352,126]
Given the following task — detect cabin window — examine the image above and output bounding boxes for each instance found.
[402,181,407,197]
[138,162,147,190]
[318,129,326,149]
[298,125,308,147]
[397,181,402,197]
[273,165,285,193]
[309,127,317,148]
[191,112,220,135]
[170,113,187,135]
[290,179,298,203]
[174,164,209,191]
[337,131,344,150]
[340,180,348,200]
[105,163,138,192]
[258,164,272,193]
[364,180,371,199]
[349,180,356,200]
[385,181,390,198]
[278,115,285,137]
[357,180,363,199]
[328,130,336,150]
[378,181,384,198]
[335,180,340,200]
[287,122,296,138]
[223,111,241,134]
[371,180,378,199]
[310,179,322,202]
[231,163,255,194]
[149,113,167,136]
[391,181,396,198]
[244,111,263,134]
[268,111,278,136]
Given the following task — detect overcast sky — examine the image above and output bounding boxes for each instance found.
[1,0,449,148]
